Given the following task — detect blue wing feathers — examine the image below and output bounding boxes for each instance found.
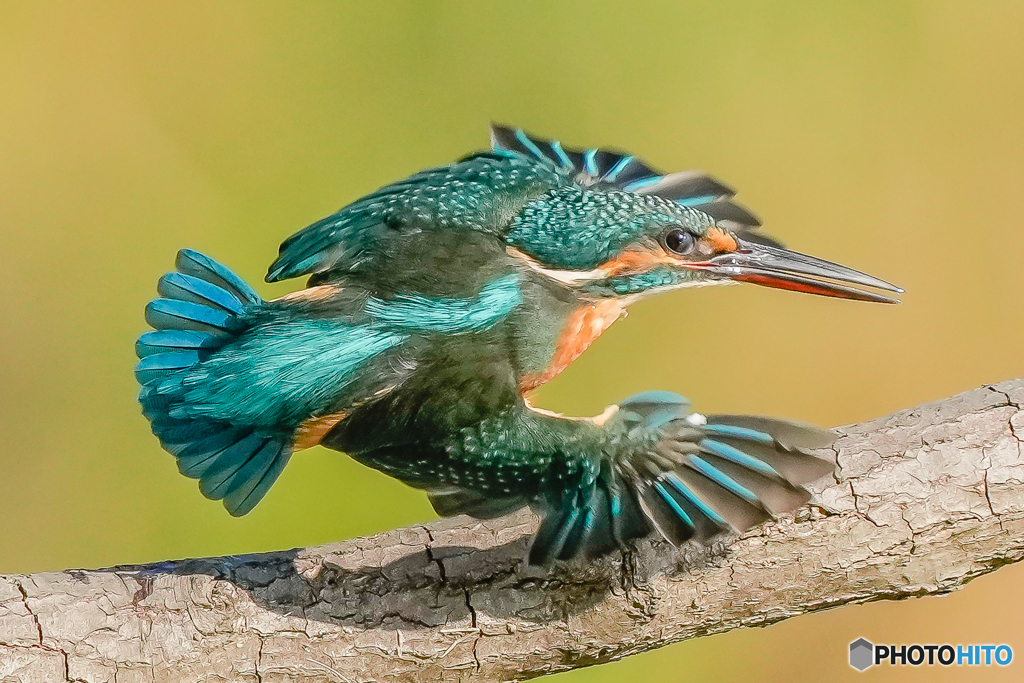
[530,468,647,565]
[528,505,571,565]
[158,421,227,449]
[662,472,729,527]
[637,480,696,546]
[698,438,781,478]
[600,467,647,550]
[137,250,293,515]
[671,464,771,532]
[658,472,731,541]
[134,351,202,385]
[198,434,273,499]
[135,350,201,373]
[174,440,240,475]
[175,449,225,478]
[171,429,248,466]
[175,249,260,305]
[530,396,835,564]
[530,480,629,565]
[558,498,596,562]
[630,172,734,201]
[136,330,219,358]
[704,437,835,486]
[362,273,522,333]
[140,247,477,515]
[490,123,765,232]
[513,128,553,166]
[224,446,293,516]
[529,495,583,565]
[145,299,236,334]
[696,454,812,516]
[548,140,573,170]
[653,481,696,529]
[137,248,256,390]
[158,272,248,315]
[700,423,777,444]
[686,456,761,506]
[706,415,835,449]
[266,151,562,282]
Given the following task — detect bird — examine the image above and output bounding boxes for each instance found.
[135,124,901,565]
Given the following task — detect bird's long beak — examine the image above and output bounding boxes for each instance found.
[697,239,903,303]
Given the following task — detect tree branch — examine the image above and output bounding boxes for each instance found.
[4,379,1024,682]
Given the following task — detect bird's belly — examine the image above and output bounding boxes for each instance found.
[518,299,625,393]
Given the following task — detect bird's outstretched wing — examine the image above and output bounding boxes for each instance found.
[527,392,834,564]
[421,390,834,566]
[137,250,296,516]
[490,123,783,248]
[137,250,525,517]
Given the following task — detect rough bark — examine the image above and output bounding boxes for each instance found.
[3,379,1024,683]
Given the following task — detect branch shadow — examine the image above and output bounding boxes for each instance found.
[108,530,727,631]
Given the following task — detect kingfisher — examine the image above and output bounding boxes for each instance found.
[135,124,900,565]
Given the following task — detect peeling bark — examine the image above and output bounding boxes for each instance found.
[3,379,1024,682]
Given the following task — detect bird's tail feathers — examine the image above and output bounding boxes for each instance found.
[136,249,291,516]
[528,391,835,565]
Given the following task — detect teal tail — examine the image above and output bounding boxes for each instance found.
[528,392,836,565]
[135,249,291,516]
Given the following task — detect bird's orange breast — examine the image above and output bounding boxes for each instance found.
[518,299,626,393]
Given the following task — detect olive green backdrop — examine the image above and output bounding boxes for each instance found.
[2,2,1023,681]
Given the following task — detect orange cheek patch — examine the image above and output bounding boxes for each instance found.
[598,247,677,276]
[293,412,347,451]
[519,299,625,393]
[704,227,738,254]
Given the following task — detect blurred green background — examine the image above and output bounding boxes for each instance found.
[2,1,1024,681]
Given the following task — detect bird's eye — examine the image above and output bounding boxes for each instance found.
[663,229,695,255]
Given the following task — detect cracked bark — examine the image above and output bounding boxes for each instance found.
[4,379,1024,682]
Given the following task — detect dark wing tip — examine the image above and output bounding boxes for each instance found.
[489,122,518,152]
[691,200,762,228]
[489,125,767,233]
[490,123,576,171]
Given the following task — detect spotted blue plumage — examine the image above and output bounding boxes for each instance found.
[506,187,713,271]
[266,153,564,283]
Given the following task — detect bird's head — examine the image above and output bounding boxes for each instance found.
[495,126,901,303]
[503,185,900,302]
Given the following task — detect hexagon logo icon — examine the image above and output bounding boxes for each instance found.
[850,638,874,671]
